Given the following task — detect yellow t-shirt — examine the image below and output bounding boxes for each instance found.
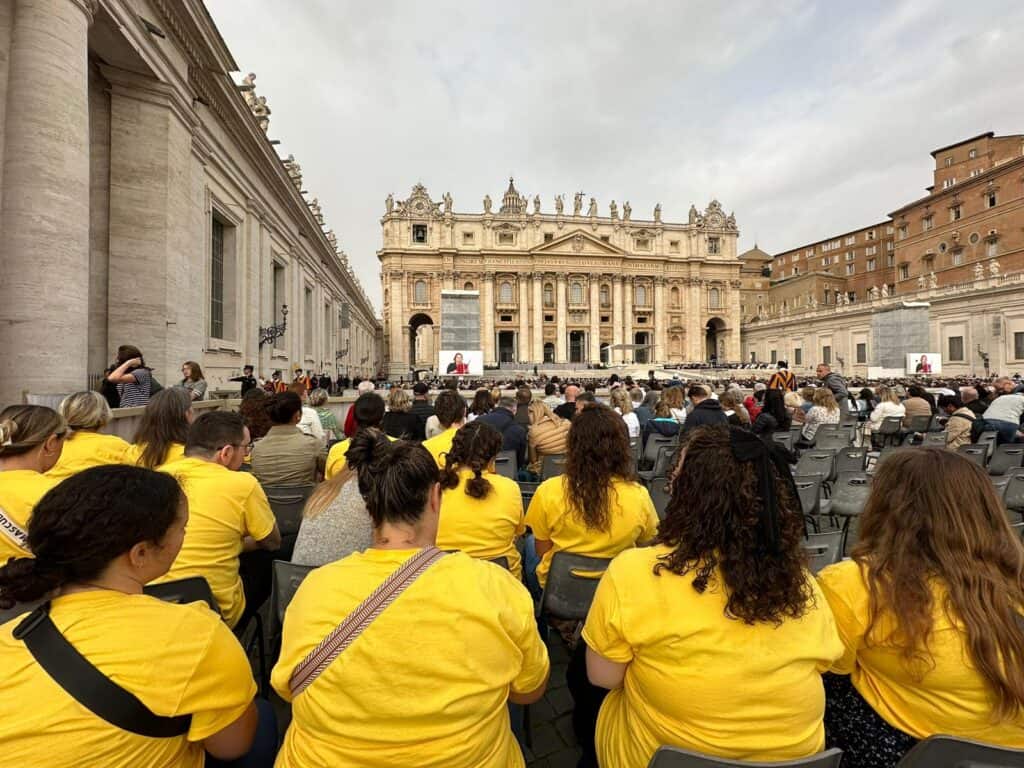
[438,468,525,578]
[0,590,255,767]
[525,476,658,587]
[271,548,549,767]
[154,457,277,627]
[818,559,1024,744]
[423,426,458,468]
[583,546,844,767]
[0,469,60,562]
[46,431,132,481]
[325,434,397,479]
[125,441,186,469]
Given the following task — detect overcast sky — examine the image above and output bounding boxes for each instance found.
[206,0,1024,312]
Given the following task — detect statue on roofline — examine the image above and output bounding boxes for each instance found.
[554,194,564,215]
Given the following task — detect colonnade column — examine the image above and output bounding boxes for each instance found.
[481,272,495,365]
[555,275,568,363]
[686,278,703,361]
[390,270,407,376]
[653,278,666,364]
[532,273,543,363]
[622,278,633,363]
[612,277,624,364]
[0,0,95,406]
[589,278,601,363]
[518,276,530,363]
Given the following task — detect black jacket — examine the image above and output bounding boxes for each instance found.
[477,407,528,467]
[681,399,728,434]
[554,401,577,421]
[409,400,435,441]
[382,411,423,440]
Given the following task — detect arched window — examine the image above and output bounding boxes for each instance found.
[544,283,554,307]
[709,287,720,308]
[600,284,610,307]
[499,281,513,303]
[414,279,427,304]
[635,284,647,306]
[463,281,474,291]
[670,286,680,308]
[570,281,583,305]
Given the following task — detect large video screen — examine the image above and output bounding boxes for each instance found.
[906,353,941,375]
[439,350,483,376]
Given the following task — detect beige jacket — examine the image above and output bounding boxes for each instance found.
[527,416,571,474]
[944,407,975,451]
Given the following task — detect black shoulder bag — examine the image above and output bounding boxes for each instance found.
[13,603,191,737]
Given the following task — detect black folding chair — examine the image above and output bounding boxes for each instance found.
[493,451,518,481]
[895,734,1024,767]
[541,454,567,480]
[956,444,988,469]
[648,746,843,767]
[262,483,316,561]
[989,444,1024,476]
[803,530,844,575]
[540,552,612,621]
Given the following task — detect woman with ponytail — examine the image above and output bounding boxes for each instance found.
[0,405,66,563]
[0,465,275,767]
[48,391,131,480]
[272,431,549,768]
[437,421,526,577]
[125,387,193,469]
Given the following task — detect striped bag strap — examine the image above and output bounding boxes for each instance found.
[288,546,448,697]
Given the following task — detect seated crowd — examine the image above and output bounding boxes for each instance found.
[0,363,1023,767]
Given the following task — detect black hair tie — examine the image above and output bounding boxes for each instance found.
[728,428,792,554]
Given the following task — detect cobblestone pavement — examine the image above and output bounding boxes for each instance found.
[524,635,582,768]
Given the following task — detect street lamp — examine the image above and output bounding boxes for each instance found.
[259,304,288,348]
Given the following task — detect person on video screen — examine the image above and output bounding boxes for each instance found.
[446,352,469,375]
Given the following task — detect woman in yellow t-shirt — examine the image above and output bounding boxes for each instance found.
[524,404,658,592]
[0,405,66,563]
[0,464,275,767]
[47,391,131,481]
[272,431,550,767]
[579,425,843,768]
[818,448,1024,767]
[438,420,525,577]
[125,388,193,469]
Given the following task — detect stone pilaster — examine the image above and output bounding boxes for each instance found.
[555,275,568,363]
[481,272,495,365]
[654,278,666,363]
[0,0,94,405]
[687,279,704,361]
[622,278,633,363]
[589,278,601,363]
[518,277,530,363]
[612,277,624,364]
[532,273,543,363]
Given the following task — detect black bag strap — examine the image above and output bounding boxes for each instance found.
[13,603,191,738]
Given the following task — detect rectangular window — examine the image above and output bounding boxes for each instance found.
[899,264,909,280]
[886,253,895,267]
[987,193,997,208]
[805,248,814,256]
[845,235,856,246]
[635,237,650,250]
[669,240,680,252]
[462,231,474,244]
[886,240,894,252]
[822,345,832,365]
[867,230,875,240]
[970,168,982,178]
[544,232,554,243]
[865,245,877,256]
[794,348,802,365]
[952,252,963,266]
[600,235,610,243]
[968,148,977,159]
[944,157,953,167]
[948,336,965,361]
[898,225,908,240]
[866,259,876,272]
[922,215,933,231]
[544,314,554,322]
[272,263,286,331]
[210,218,224,339]
[987,241,998,258]
[856,343,866,364]
[1015,332,1024,361]
[497,231,514,245]
[499,314,512,322]
[942,178,956,189]
[846,264,855,276]
[303,286,313,355]
[950,205,961,222]
[792,266,800,276]
[412,224,427,243]
[600,315,610,323]
[708,237,720,254]
[770,350,777,364]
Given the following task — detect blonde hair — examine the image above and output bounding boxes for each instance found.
[387,387,411,413]
[784,391,803,410]
[876,385,899,405]
[308,388,329,408]
[528,399,558,425]
[812,387,839,412]
[0,405,66,457]
[610,387,633,414]
[59,391,111,431]
[660,387,684,411]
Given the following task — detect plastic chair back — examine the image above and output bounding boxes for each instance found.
[794,474,823,517]
[648,745,843,767]
[262,483,316,537]
[651,445,680,478]
[814,432,851,450]
[829,472,871,518]
[649,481,671,521]
[541,552,612,621]
[518,480,540,509]
[956,444,988,468]
[796,450,837,484]
[642,436,675,470]
[976,430,999,458]
[921,432,947,447]
[834,447,867,475]
[494,452,518,481]
[877,416,903,435]
[271,560,316,625]
[895,734,1024,767]
[803,530,844,574]
[143,576,218,613]
[904,414,932,433]
[1005,471,1024,513]
[989,445,1024,476]
[542,454,567,480]
[771,431,794,452]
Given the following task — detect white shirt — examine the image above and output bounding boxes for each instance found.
[868,400,906,432]
[297,405,325,442]
[424,414,444,439]
[984,394,1024,424]
[615,408,641,438]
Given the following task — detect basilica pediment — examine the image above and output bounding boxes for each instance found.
[532,229,625,256]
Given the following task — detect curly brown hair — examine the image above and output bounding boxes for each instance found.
[439,421,503,499]
[564,405,637,532]
[655,425,813,625]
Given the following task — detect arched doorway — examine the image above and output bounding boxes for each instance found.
[705,317,727,363]
[409,313,434,369]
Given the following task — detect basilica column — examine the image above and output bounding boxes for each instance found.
[481,272,495,365]
[518,276,530,363]
[589,278,601,363]
[653,278,666,364]
[622,278,634,363]
[555,274,568,363]
[727,279,742,362]
[612,277,624,364]
[532,273,543,363]
[687,278,704,361]
[0,0,95,406]
[390,270,407,376]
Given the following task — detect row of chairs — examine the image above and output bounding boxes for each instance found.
[646,735,1024,767]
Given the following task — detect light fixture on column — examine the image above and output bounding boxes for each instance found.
[259,304,288,348]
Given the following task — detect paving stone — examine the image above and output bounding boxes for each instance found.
[546,685,575,716]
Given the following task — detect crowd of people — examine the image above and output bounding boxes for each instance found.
[1,348,1023,767]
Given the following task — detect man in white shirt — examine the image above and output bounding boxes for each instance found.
[982,388,1024,445]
